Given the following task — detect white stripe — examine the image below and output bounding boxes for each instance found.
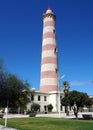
[43,26,55,33]
[41,64,58,72]
[42,50,57,58]
[43,38,56,46]
[40,78,58,86]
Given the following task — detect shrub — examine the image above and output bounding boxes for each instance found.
[47,104,53,112]
[31,103,40,112]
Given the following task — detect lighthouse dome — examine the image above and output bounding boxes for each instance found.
[46,8,53,14]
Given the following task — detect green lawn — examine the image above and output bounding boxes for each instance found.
[0,117,93,130]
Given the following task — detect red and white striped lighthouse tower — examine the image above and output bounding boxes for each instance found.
[40,8,58,92]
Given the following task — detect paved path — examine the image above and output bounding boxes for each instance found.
[0,125,17,130]
[36,112,93,118]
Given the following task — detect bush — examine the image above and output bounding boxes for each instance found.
[31,103,40,112]
[47,104,53,112]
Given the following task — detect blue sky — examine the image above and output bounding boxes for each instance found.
[0,0,93,95]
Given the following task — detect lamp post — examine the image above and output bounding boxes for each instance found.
[5,100,8,127]
[58,74,65,118]
[30,88,35,101]
[30,88,35,110]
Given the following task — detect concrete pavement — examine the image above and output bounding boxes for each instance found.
[0,125,17,130]
[36,112,93,118]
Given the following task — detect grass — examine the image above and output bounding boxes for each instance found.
[0,117,93,130]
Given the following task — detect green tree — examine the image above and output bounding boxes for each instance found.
[0,71,9,107]
[62,90,93,118]
[31,103,40,112]
[7,74,30,113]
[0,72,30,112]
[0,59,30,111]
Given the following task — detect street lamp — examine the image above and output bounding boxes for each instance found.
[5,100,8,127]
[30,88,35,109]
[30,88,35,100]
[58,74,65,118]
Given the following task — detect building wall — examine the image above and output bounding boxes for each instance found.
[48,92,58,112]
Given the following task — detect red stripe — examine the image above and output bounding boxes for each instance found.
[42,44,56,51]
[40,85,58,92]
[43,32,55,39]
[44,21,55,27]
[42,57,57,64]
[41,71,57,79]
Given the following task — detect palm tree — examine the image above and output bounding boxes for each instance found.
[62,81,70,94]
[62,81,70,115]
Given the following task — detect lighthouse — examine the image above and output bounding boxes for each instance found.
[40,8,58,92]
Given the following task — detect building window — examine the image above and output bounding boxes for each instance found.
[31,94,34,101]
[38,95,40,101]
[54,48,58,54]
[44,96,47,101]
[55,68,58,73]
[53,29,55,33]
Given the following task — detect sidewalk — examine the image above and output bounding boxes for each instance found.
[36,112,93,118]
[0,125,17,130]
